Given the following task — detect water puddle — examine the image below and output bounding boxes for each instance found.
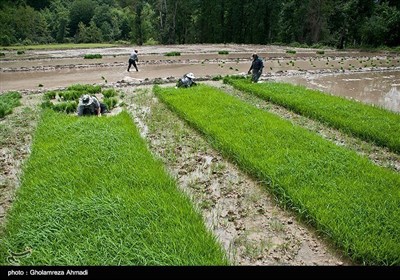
[272,70,400,113]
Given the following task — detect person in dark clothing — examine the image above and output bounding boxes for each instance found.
[176,73,197,88]
[248,53,264,83]
[77,94,107,117]
[127,49,139,72]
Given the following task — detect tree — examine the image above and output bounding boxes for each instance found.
[69,0,95,37]
[41,0,70,43]
[361,1,400,46]
[141,3,158,44]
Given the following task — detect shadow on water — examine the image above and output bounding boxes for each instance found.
[272,70,400,113]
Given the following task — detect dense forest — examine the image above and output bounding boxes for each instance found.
[0,0,399,48]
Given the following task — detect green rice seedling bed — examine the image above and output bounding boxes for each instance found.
[154,84,400,265]
[225,78,400,154]
[0,91,22,118]
[0,110,227,265]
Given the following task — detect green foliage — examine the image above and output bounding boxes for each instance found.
[102,88,117,98]
[40,100,53,109]
[226,79,400,153]
[0,110,228,265]
[0,91,22,118]
[103,97,117,110]
[67,84,101,94]
[43,91,57,100]
[316,50,325,55]
[1,0,399,47]
[58,90,82,101]
[286,50,296,54]
[143,38,159,46]
[0,52,5,56]
[52,101,77,113]
[0,35,11,46]
[212,75,223,81]
[17,50,25,55]
[43,84,103,114]
[165,52,181,57]
[218,50,229,55]
[155,84,400,265]
[84,54,102,59]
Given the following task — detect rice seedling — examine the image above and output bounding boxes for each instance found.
[224,78,400,154]
[0,110,228,265]
[165,52,181,57]
[83,54,102,59]
[0,91,22,118]
[154,84,400,265]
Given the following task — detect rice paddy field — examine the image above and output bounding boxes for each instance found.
[154,84,400,265]
[0,109,228,265]
[1,45,400,267]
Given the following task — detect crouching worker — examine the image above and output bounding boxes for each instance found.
[176,73,197,88]
[77,94,107,117]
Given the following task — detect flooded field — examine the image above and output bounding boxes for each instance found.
[1,45,400,112]
[272,70,400,112]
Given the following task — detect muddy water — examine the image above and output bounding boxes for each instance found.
[0,62,251,91]
[272,70,400,113]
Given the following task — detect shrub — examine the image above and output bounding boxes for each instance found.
[17,50,25,55]
[316,50,325,55]
[0,53,5,57]
[286,50,296,54]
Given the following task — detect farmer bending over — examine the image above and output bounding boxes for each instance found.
[176,73,197,88]
[77,94,107,117]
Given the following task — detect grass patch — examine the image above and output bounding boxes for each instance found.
[225,78,400,154]
[0,110,228,265]
[165,52,181,57]
[286,50,296,54]
[0,91,22,118]
[316,50,325,55]
[154,84,400,265]
[218,51,229,55]
[84,54,102,59]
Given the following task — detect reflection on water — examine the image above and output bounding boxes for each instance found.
[384,84,400,112]
[272,70,400,113]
